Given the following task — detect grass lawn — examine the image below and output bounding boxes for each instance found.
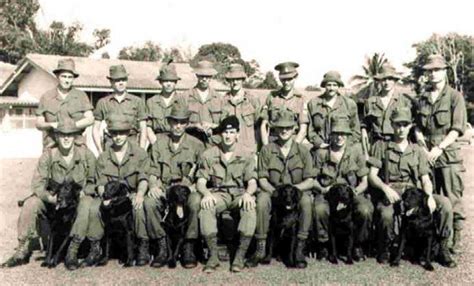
[0,147,473,285]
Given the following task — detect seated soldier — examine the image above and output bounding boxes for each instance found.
[368,107,456,267]
[1,119,96,269]
[312,117,373,261]
[146,104,205,268]
[84,114,151,267]
[197,116,257,273]
[249,109,315,269]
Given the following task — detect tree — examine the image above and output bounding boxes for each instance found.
[162,46,193,63]
[118,41,164,62]
[350,53,388,102]
[256,71,279,89]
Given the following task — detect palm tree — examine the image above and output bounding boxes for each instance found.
[350,53,388,103]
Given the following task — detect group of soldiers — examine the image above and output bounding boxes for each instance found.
[1,54,466,273]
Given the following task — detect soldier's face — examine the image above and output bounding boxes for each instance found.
[111,78,128,93]
[160,80,177,94]
[110,130,129,147]
[324,82,339,97]
[221,129,239,147]
[330,132,347,148]
[197,76,211,89]
[57,72,75,90]
[169,118,188,137]
[56,133,75,150]
[426,68,447,84]
[275,126,296,142]
[393,122,412,139]
[228,78,244,92]
[280,77,296,92]
[380,78,396,93]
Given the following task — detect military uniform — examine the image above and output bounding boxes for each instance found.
[146,92,187,135]
[186,88,224,131]
[262,89,308,131]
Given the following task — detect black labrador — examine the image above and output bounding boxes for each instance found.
[325,183,355,265]
[41,180,82,268]
[99,181,134,267]
[265,184,300,267]
[391,187,436,271]
[162,185,191,268]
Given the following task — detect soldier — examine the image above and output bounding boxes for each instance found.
[250,109,315,269]
[307,71,360,150]
[185,60,224,144]
[260,62,308,145]
[221,63,261,155]
[35,58,94,149]
[196,116,257,273]
[85,114,151,267]
[92,64,147,153]
[146,64,187,144]
[146,104,205,268]
[1,119,96,269]
[368,107,456,267]
[414,54,467,254]
[312,117,373,261]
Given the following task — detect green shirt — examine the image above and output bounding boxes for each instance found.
[258,141,315,186]
[146,92,187,134]
[307,94,360,148]
[261,89,309,125]
[149,133,205,186]
[313,144,368,188]
[31,146,96,202]
[96,142,150,191]
[185,87,224,125]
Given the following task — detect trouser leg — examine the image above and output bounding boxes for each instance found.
[313,193,329,243]
[143,196,166,239]
[353,194,374,244]
[185,192,202,239]
[254,191,271,240]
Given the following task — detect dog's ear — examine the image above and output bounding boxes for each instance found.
[292,185,301,203]
[47,179,61,193]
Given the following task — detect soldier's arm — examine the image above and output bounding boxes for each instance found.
[75,110,94,129]
[296,145,316,191]
[35,115,57,130]
[92,120,103,154]
[349,99,362,141]
[83,150,97,196]
[31,152,54,203]
[295,123,308,144]
[138,120,148,149]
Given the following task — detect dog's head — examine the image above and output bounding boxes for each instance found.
[326,183,354,213]
[401,187,430,218]
[167,185,191,219]
[274,184,300,212]
[47,179,82,210]
[103,181,131,201]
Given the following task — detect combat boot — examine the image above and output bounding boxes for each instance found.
[181,240,197,269]
[245,238,266,268]
[0,239,31,268]
[83,239,102,267]
[438,238,457,268]
[151,237,168,268]
[376,239,390,264]
[65,236,82,270]
[203,236,220,273]
[450,229,462,255]
[295,239,307,268]
[231,236,252,272]
[136,239,150,266]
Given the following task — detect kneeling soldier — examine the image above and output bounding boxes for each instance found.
[250,109,315,268]
[368,107,456,267]
[147,104,205,268]
[1,119,96,268]
[197,116,257,273]
[312,117,373,261]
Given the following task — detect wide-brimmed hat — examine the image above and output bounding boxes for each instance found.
[391,107,412,123]
[56,118,81,134]
[270,109,297,128]
[193,60,217,77]
[107,114,133,132]
[53,59,79,78]
[166,104,191,120]
[321,70,344,87]
[274,62,299,79]
[374,64,401,80]
[212,115,240,134]
[107,64,129,80]
[225,63,247,80]
[156,64,181,81]
[422,54,448,70]
[331,117,352,134]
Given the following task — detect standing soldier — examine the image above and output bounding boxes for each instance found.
[146,104,205,268]
[35,58,94,149]
[368,107,456,267]
[146,64,187,144]
[311,117,373,261]
[222,63,261,155]
[250,109,315,269]
[260,62,308,145]
[197,116,257,273]
[185,60,224,145]
[1,119,96,269]
[92,64,147,153]
[415,54,467,254]
[307,71,360,150]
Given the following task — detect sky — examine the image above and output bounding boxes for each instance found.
[36,0,473,86]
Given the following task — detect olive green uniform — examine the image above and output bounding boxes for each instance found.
[146,92,187,135]
[262,89,308,129]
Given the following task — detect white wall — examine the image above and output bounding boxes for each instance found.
[19,68,56,100]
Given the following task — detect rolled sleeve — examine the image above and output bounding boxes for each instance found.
[196,155,211,180]
[31,152,52,202]
[257,146,271,179]
[368,141,384,168]
[301,146,316,179]
[136,98,148,122]
[243,157,257,182]
[450,91,467,136]
[93,99,106,121]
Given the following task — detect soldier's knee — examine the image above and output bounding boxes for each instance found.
[313,200,329,218]
[434,194,453,215]
[21,196,44,216]
[187,192,202,211]
[356,204,374,220]
[256,192,271,211]
[143,196,158,211]
[377,206,394,225]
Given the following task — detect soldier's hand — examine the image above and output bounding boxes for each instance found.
[97,186,105,198]
[427,194,437,214]
[47,194,57,205]
[148,186,164,200]
[133,193,145,210]
[50,122,58,129]
[239,193,256,211]
[321,186,331,194]
[201,194,217,210]
[383,186,400,204]
[319,143,329,149]
[428,146,443,165]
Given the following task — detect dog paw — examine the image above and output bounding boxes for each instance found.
[390,260,400,267]
[424,263,434,271]
[328,255,338,264]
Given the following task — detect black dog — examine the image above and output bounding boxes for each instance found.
[391,188,436,271]
[162,185,191,268]
[265,184,300,267]
[41,180,82,268]
[99,181,134,267]
[325,183,355,265]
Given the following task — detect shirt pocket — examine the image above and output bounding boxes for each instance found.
[242,110,256,127]
[288,159,304,184]
[418,107,431,128]
[319,166,336,187]
[310,111,325,130]
[209,105,222,124]
[434,108,450,126]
